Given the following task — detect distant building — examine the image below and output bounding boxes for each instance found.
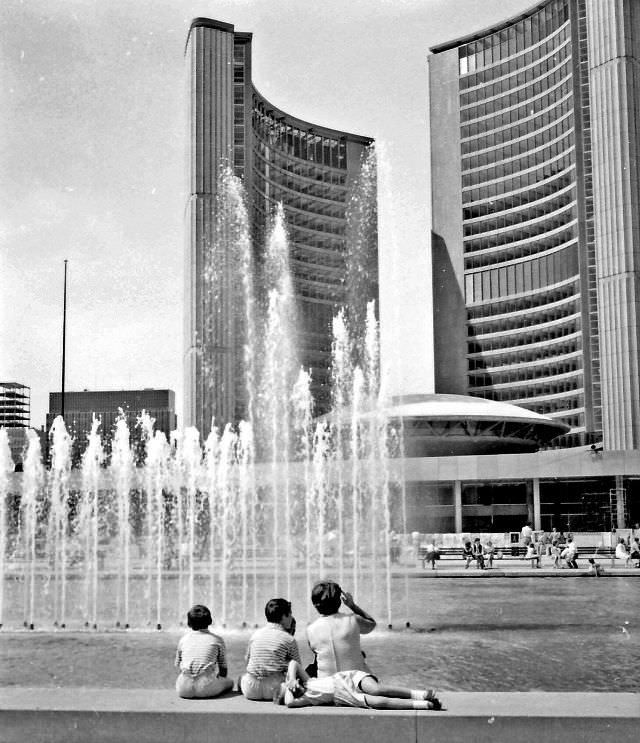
[46,389,177,455]
[429,0,640,450]
[0,382,32,469]
[0,382,30,428]
[184,18,378,436]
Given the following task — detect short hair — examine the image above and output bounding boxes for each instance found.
[187,604,212,630]
[265,598,292,623]
[311,581,342,615]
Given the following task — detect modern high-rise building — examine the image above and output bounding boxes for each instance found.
[429,0,640,450]
[184,18,378,437]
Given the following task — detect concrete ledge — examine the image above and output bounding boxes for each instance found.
[0,689,637,743]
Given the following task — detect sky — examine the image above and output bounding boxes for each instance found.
[1,0,533,429]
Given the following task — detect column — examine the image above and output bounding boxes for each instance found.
[615,475,627,529]
[454,480,462,534]
[533,479,541,531]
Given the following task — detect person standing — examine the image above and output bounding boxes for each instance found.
[521,521,533,547]
[306,581,376,678]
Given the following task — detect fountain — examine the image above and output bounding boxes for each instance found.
[0,150,409,631]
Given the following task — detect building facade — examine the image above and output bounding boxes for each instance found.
[184,18,378,437]
[429,0,640,450]
[0,382,33,469]
[47,389,177,458]
[0,382,30,428]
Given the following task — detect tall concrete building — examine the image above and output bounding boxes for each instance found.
[429,0,640,450]
[184,18,378,437]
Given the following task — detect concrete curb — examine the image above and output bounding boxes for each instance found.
[0,689,637,743]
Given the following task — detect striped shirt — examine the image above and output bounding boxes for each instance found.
[245,623,300,678]
[175,629,228,677]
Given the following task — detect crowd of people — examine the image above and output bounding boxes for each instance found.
[420,522,640,572]
[174,581,442,711]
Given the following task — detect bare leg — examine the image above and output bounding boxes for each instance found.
[364,695,435,710]
[360,676,434,700]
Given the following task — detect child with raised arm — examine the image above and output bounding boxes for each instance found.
[306,581,375,678]
[175,604,233,699]
[274,660,442,711]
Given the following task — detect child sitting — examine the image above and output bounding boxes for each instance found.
[471,537,485,569]
[175,604,233,699]
[240,598,300,700]
[525,541,540,568]
[274,660,442,711]
[588,558,605,576]
[462,540,473,569]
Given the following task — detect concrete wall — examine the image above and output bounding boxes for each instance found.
[1,689,637,743]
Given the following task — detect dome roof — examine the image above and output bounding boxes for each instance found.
[385,393,560,424]
[382,394,569,457]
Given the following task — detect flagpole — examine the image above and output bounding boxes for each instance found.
[61,259,68,419]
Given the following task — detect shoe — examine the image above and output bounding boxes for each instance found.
[427,697,442,710]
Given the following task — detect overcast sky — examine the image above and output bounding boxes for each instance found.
[1,0,532,429]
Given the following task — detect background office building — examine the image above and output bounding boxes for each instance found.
[47,388,177,461]
[429,0,640,451]
[184,18,378,437]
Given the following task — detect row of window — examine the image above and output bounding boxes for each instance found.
[291,248,344,270]
[470,358,581,388]
[464,225,576,267]
[254,179,346,222]
[254,151,347,206]
[252,103,347,170]
[467,282,579,324]
[461,59,571,123]
[462,136,574,189]
[292,271,344,293]
[465,244,579,303]
[255,147,347,187]
[460,38,570,108]
[463,174,573,219]
[478,383,582,409]
[461,106,573,156]
[468,321,579,354]
[458,1,569,78]
[468,339,580,372]
[463,156,574,205]
[461,79,571,142]
[463,191,575,238]
[462,115,573,173]
[532,395,584,417]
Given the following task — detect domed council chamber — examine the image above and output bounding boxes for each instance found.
[384,394,569,457]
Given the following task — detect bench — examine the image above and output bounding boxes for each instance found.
[417,545,624,568]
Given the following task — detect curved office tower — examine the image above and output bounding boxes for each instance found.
[184,18,377,436]
[430,0,640,449]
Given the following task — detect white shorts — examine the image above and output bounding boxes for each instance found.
[176,668,231,699]
[240,672,285,700]
[307,670,374,708]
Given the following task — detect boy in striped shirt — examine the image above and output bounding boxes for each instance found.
[240,598,301,700]
[175,605,233,699]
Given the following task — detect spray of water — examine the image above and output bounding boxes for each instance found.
[1,158,405,630]
[0,429,13,627]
